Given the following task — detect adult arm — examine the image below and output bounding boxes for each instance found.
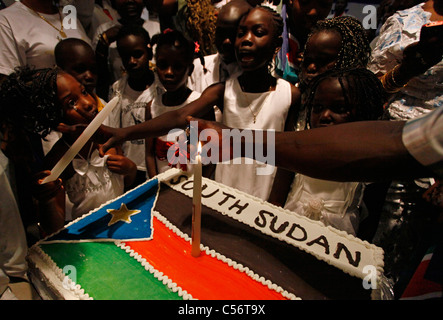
[187,117,434,182]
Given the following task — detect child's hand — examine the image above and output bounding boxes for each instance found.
[106,154,137,176]
[33,170,64,201]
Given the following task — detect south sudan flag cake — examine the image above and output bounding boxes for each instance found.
[28,169,385,300]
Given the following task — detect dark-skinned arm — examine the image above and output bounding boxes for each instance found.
[186,117,433,182]
[99,82,225,155]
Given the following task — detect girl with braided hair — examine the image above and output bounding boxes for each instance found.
[300,16,371,90]
[294,15,371,131]
[1,66,65,244]
[283,68,386,236]
[1,66,137,233]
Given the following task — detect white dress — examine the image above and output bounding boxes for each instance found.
[150,91,202,173]
[215,76,292,200]
[64,147,124,220]
[284,175,365,236]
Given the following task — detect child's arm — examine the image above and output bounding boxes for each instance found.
[100,82,225,154]
[105,146,137,189]
[34,170,66,235]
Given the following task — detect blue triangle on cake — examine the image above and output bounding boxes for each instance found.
[42,178,159,243]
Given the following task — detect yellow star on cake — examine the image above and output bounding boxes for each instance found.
[107,203,141,226]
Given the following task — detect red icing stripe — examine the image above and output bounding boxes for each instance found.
[125,217,288,300]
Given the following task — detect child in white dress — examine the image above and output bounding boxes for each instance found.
[284,68,385,235]
[99,6,301,202]
[145,30,202,176]
[44,71,137,220]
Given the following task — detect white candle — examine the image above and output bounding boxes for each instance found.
[40,94,119,184]
[191,142,202,257]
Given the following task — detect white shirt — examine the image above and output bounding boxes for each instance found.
[0,1,91,76]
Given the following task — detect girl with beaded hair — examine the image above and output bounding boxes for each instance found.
[294,15,372,131]
[0,66,66,238]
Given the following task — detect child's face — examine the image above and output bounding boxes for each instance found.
[215,1,251,64]
[301,30,342,85]
[309,77,353,128]
[61,45,97,95]
[155,45,193,92]
[114,0,144,20]
[235,7,279,72]
[118,35,151,80]
[288,0,333,37]
[57,73,98,126]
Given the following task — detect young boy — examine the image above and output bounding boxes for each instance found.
[55,38,106,111]
[108,24,158,189]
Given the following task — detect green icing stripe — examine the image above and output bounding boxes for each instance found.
[40,242,182,300]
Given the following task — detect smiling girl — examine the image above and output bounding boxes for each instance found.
[0,66,137,234]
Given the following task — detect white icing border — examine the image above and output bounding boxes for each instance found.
[28,168,384,299]
[119,211,299,300]
[33,170,180,245]
[28,246,92,300]
[116,242,195,300]
[161,169,385,297]
[27,171,178,300]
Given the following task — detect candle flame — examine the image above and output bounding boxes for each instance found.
[197,141,202,154]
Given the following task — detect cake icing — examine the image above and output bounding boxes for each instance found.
[28,168,385,300]
[163,170,384,282]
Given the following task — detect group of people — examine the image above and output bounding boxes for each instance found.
[0,0,442,300]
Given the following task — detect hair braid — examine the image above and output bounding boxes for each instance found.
[303,68,386,129]
[0,66,61,139]
[308,16,371,69]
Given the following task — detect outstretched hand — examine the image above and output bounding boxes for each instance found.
[56,122,125,157]
[186,116,234,163]
[33,170,64,201]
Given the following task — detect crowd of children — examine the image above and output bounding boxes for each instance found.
[1,0,442,300]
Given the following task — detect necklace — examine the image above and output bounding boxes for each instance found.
[29,7,67,38]
[239,81,274,124]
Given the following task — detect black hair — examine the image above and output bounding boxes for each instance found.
[303,68,386,129]
[116,24,151,46]
[54,38,94,68]
[152,29,196,65]
[0,66,61,139]
[256,5,284,50]
[307,16,371,70]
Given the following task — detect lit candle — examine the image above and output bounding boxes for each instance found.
[41,94,119,184]
[191,142,202,257]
